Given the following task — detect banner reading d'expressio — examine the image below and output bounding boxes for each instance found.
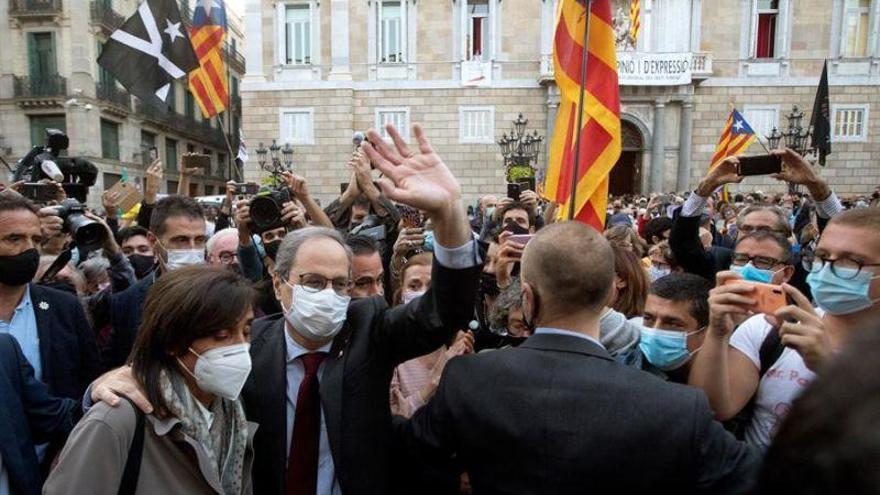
[617,52,693,86]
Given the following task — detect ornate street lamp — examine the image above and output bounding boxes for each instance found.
[765,106,816,193]
[497,113,544,183]
[255,140,294,182]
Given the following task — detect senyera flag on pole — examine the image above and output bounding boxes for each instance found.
[544,0,621,231]
[629,0,641,44]
[710,108,756,202]
[188,0,229,118]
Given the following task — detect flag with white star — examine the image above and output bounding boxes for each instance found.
[709,108,757,169]
[98,0,199,111]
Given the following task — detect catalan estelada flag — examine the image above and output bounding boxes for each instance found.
[629,0,641,44]
[188,0,228,118]
[710,109,756,168]
[544,0,621,230]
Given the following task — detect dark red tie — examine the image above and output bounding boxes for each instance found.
[287,352,326,495]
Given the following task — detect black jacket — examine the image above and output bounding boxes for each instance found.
[242,259,481,495]
[400,333,761,495]
[0,334,79,495]
[28,284,101,399]
[104,272,156,368]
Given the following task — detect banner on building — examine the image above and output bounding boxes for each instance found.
[616,52,692,86]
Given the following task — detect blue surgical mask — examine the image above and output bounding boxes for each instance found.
[731,262,779,284]
[807,264,879,316]
[649,265,671,282]
[638,326,705,371]
[485,207,496,221]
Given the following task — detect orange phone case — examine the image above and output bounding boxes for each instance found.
[724,279,787,315]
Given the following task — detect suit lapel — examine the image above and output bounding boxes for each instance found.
[321,321,352,473]
[28,284,53,383]
[250,319,288,466]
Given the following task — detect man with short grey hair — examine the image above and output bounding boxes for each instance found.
[90,123,482,495]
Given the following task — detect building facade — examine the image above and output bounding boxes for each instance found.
[241,0,880,205]
[0,0,246,205]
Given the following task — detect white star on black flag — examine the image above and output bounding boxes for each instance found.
[98,0,199,110]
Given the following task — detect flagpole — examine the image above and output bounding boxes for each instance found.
[216,113,238,180]
[568,0,593,221]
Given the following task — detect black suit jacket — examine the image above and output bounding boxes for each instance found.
[104,272,156,368]
[28,284,101,399]
[401,333,761,495]
[242,260,481,495]
[0,334,79,495]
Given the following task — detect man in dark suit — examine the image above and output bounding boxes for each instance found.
[0,195,101,400]
[400,222,761,495]
[0,333,80,495]
[104,195,208,368]
[90,123,480,495]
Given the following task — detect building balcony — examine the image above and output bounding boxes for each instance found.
[90,1,125,35]
[225,46,246,75]
[9,0,63,21]
[537,51,714,86]
[13,74,67,103]
[96,82,131,112]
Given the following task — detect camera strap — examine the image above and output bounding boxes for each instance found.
[38,247,73,284]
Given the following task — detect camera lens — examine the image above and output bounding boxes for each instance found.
[66,213,106,249]
[249,196,281,231]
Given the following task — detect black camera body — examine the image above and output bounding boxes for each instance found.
[249,187,292,233]
[14,129,98,203]
[56,198,106,250]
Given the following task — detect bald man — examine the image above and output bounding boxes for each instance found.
[399,222,760,494]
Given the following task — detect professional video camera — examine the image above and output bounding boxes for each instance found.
[55,198,107,250]
[14,128,98,203]
[249,186,293,233]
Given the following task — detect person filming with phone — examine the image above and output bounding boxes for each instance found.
[670,149,843,297]
[689,207,880,449]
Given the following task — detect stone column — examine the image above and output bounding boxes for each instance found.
[649,100,667,193]
[544,86,561,178]
[243,0,265,82]
[677,100,694,192]
[329,0,352,80]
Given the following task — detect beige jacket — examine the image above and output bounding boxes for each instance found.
[43,400,257,495]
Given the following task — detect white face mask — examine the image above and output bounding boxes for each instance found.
[402,290,426,305]
[649,265,671,282]
[166,249,205,271]
[179,343,252,400]
[283,283,351,341]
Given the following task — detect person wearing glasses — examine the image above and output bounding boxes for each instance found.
[85,124,481,495]
[689,207,880,449]
[669,150,843,299]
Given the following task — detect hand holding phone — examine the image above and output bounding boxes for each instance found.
[737,155,782,177]
[507,183,522,201]
[722,279,787,315]
[234,183,260,195]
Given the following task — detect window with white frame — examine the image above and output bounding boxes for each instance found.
[279,108,314,145]
[842,0,871,58]
[743,105,779,142]
[378,1,404,63]
[754,0,779,58]
[459,107,495,143]
[831,104,869,142]
[375,108,410,139]
[467,1,489,60]
[285,4,311,65]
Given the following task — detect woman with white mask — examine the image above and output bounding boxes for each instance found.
[45,266,258,495]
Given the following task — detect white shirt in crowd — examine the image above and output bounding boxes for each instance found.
[729,312,823,449]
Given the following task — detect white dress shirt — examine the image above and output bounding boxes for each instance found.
[282,237,480,495]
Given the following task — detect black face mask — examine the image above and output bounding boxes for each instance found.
[0,248,40,287]
[264,241,281,262]
[128,254,156,279]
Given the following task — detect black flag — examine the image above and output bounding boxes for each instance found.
[809,60,831,166]
[98,0,199,110]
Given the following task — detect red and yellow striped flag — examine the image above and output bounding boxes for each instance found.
[709,109,756,168]
[629,0,641,44]
[188,1,229,118]
[544,0,621,230]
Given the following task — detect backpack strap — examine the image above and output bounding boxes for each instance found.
[758,325,786,377]
[117,396,145,495]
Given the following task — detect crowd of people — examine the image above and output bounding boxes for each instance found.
[0,122,878,494]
